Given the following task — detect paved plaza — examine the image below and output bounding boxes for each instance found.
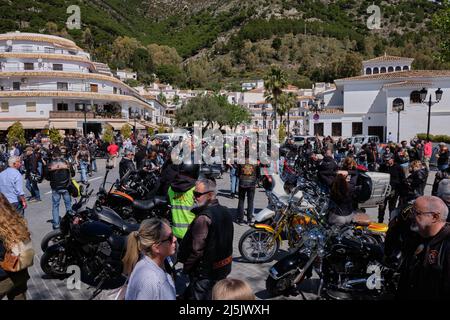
[15,160,436,300]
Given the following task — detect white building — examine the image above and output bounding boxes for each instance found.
[0,32,156,138]
[241,79,264,91]
[308,55,450,142]
[115,69,137,81]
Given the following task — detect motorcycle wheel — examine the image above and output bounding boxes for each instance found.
[266,273,297,297]
[40,250,73,278]
[238,229,280,263]
[41,229,64,251]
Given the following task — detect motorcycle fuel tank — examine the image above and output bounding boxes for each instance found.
[78,221,113,244]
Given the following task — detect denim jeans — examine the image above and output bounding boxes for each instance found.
[52,189,71,229]
[90,159,97,172]
[438,164,449,171]
[237,186,256,221]
[26,178,40,200]
[230,168,239,194]
[79,160,88,183]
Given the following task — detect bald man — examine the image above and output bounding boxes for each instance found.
[397,196,450,299]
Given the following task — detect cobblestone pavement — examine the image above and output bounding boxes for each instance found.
[8,160,436,300]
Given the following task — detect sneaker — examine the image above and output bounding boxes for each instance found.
[28,198,38,203]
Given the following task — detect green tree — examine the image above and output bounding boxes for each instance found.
[158,125,166,134]
[121,124,132,139]
[264,65,288,130]
[147,44,182,66]
[147,127,155,136]
[272,37,282,50]
[433,0,450,62]
[49,127,63,145]
[337,52,362,78]
[112,36,141,69]
[158,92,167,104]
[132,48,154,76]
[102,124,115,143]
[278,122,287,143]
[7,121,25,147]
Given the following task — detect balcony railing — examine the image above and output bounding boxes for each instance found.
[0,47,89,58]
[49,111,124,119]
[0,87,133,97]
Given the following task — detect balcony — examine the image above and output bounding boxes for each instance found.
[49,111,124,119]
[0,47,88,58]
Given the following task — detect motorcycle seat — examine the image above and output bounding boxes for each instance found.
[122,222,139,234]
[133,199,156,211]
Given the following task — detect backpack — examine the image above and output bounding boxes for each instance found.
[0,240,35,272]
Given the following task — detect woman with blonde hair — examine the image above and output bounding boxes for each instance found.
[123,218,177,300]
[0,193,32,300]
[212,278,255,300]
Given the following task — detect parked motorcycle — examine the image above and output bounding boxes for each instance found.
[265,188,396,300]
[96,169,169,223]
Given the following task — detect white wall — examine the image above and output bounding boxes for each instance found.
[0,97,52,117]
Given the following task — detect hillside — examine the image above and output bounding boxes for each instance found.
[0,0,447,90]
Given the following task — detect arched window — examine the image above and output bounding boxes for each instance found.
[395,66,402,71]
[392,98,405,112]
[373,67,379,74]
[366,67,372,75]
[403,66,409,71]
[380,67,387,73]
[388,66,394,72]
[410,91,422,104]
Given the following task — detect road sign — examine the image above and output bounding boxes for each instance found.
[313,113,320,121]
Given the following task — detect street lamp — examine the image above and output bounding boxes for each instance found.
[308,98,325,114]
[76,103,92,137]
[420,88,443,140]
[130,109,140,137]
[262,105,267,130]
[392,98,405,143]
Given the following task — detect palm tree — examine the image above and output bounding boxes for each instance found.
[264,66,287,130]
[285,92,297,135]
[277,93,288,126]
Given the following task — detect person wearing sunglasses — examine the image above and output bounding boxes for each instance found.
[396,196,450,299]
[178,178,234,300]
[122,218,177,300]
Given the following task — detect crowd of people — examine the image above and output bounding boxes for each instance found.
[0,129,450,300]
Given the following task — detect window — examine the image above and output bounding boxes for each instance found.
[1,102,9,112]
[380,67,386,73]
[24,63,34,70]
[395,66,402,71]
[388,66,394,72]
[90,84,98,92]
[365,68,372,75]
[352,122,363,135]
[45,47,55,54]
[403,66,409,71]
[26,102,36,112]
[332,123,342,136]
[113,87,117,94]
[373,67,379,74]
[57,82,68,91]
[410,91,422,104]
[53,64,63,71]
[13,82,20,90]
[57,103,68,111]
[314,123,324,136]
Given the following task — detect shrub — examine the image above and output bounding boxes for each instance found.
[121,124,132,139]
[7,121,25,147]
[49,127,63,145]
[102,124,114,143]
[278,123,286,142]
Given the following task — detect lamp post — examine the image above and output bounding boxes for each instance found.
[392,98,405,143]
[420,88,443,140]
[308,98,324,135]
[130,109,140,137]
[262,105,267,130]
[76,103,92,137]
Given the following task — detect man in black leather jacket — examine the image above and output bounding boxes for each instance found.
[317,149,338,192]
[119,148,136,180]
[45,149,75,229]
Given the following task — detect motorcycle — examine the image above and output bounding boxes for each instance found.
[40,187,132,292]
[265,187,396,300]
[96,169,169,224]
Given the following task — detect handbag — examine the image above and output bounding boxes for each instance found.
[67,178,80,198]
[0,241,35,272]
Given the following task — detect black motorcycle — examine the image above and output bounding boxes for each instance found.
[265,200,398,300]
[40,187,136,291]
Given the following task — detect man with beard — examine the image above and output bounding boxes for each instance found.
[396,196,450,299]
[178,179,234,300]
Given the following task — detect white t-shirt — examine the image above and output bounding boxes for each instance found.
[125,255,176,300]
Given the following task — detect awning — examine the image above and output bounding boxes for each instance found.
[21,121,49,129]
[107,122,130,130]
[0,121,14,130]
[50,121,79,129]
[128,122,145,130]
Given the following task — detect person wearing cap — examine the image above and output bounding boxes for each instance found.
[436,142,449,171]
[437,179,450,222]
[119,148,136,180]
[23,146,42,202]
[378,152,407,223]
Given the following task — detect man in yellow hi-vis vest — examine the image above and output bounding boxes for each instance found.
[169,163,200,240]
